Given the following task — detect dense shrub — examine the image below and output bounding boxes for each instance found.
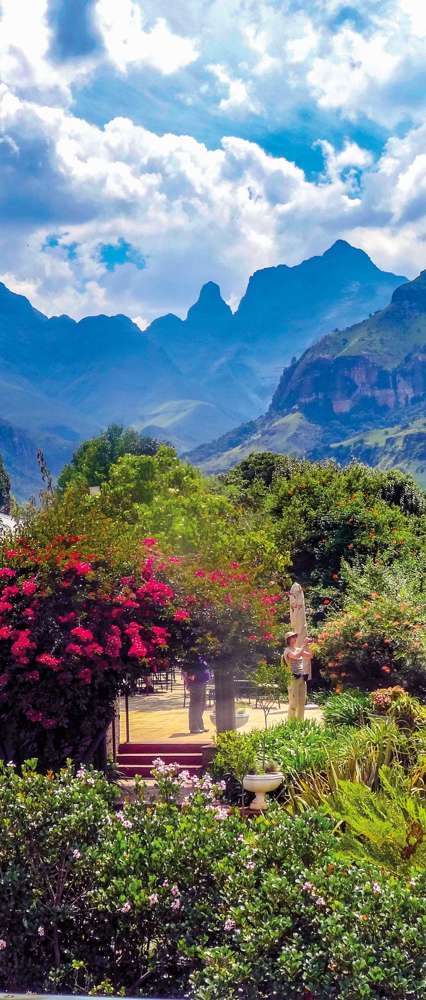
[322,689,371,728]
[1,761,425,999]
[316,587,426,696]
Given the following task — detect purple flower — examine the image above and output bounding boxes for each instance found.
[372,882,382,895]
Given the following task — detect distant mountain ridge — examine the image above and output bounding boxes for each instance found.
[0,241,407,496]
[188,269,426,486]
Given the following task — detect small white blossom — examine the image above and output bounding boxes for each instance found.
[224,917,236,931]
[149,893,159,906]
[0,939,6,950]
[372,882,382,895]
[37,926,45,937]
[120,901,131,913]
[171,898,181,910]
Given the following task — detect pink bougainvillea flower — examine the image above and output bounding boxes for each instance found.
[174,609,190,622]
[0,602,12,613]
[381,665,391,674]
[24,670,40,682]
[36,654,62,670]
[0,626,12,639]
[65,643,84,656]
[41,718,57,729]
[128,639,148,658]
[0,568,16,578]
[22,579,38,597]
[77,667,92,684]
[248,635,257,642]
[25,708,43,723]
[57,612,78,624]
[142,537,157,547]
[70,626,94,642]
[0,673,9,687]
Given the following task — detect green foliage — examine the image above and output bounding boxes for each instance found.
[57,424,161,490]
[1,761,425,999]
[322,689,371,728]
[325,765,426,875]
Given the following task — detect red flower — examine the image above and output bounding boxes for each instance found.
[128,639,148,658]
[248,634,257,642]
[174,609,190,622]
[57,612,78,624]
[142,537,157,547]
[0,626,12,640]
[70,626,94,642]
[381,665,391,674]
[41,718,57,729]
[65,643,84,656]
[85,642,104,658]
[22,579,37,597]
[0,602,12,613]
[25,708,43,723]
[24,670,40,682]
[0,673,9,687]
[0,568,16,578]
[36,654,62,670]
[77,667,92,684]
[23,608,35,620]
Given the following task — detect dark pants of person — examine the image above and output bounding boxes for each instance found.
[189,682,207,733]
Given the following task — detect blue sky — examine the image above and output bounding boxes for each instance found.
[0,0,426,326]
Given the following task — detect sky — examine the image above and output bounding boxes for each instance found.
[1,0,426,327]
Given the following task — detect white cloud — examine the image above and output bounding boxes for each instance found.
[208,64,259,114]
[2,82,426,328]
[96,0,198,74]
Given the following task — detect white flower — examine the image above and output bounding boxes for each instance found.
[171,885,180,897]
[72,849,81,860]
[372,882,382,895]
[37,926,45,937]
[171,898,181,910]
[224,917,236,931]
[149,893,159,906]
[316,896,326,908]
[120,901,131,913]
[0,939,6,950]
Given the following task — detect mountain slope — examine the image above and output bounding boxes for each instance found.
[0,242,408,496]
[188,270,426,484]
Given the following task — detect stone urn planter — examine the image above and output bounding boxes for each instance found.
[243,771,283,810]
[210,708,249,730]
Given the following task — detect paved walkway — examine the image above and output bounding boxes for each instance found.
[119,679,322,744]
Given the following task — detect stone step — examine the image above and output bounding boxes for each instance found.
[118,763,203,779]
[118,752,203,766]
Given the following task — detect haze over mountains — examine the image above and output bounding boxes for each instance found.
[0,240,408,497]
[189,268,426,486]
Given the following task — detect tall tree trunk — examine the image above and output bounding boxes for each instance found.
[214,664,236,732]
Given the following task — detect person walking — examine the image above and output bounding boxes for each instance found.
[183,657,211,734]
[282,631,312,721]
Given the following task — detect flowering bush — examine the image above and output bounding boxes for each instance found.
[316,589,426,695]
[0,535,187,769]
[0,760,425,999]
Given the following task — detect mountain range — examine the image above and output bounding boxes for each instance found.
[0,240,408,497]
[188,268,426,486]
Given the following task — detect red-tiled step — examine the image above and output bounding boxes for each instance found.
[117,741,213,779]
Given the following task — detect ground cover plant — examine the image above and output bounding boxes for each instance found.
[0,760,425,1000]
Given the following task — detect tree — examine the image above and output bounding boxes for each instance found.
[0,535,185,770]
[57,425,163,490]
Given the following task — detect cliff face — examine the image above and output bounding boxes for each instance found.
[189,269,426,485]
[270,351,426,422]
